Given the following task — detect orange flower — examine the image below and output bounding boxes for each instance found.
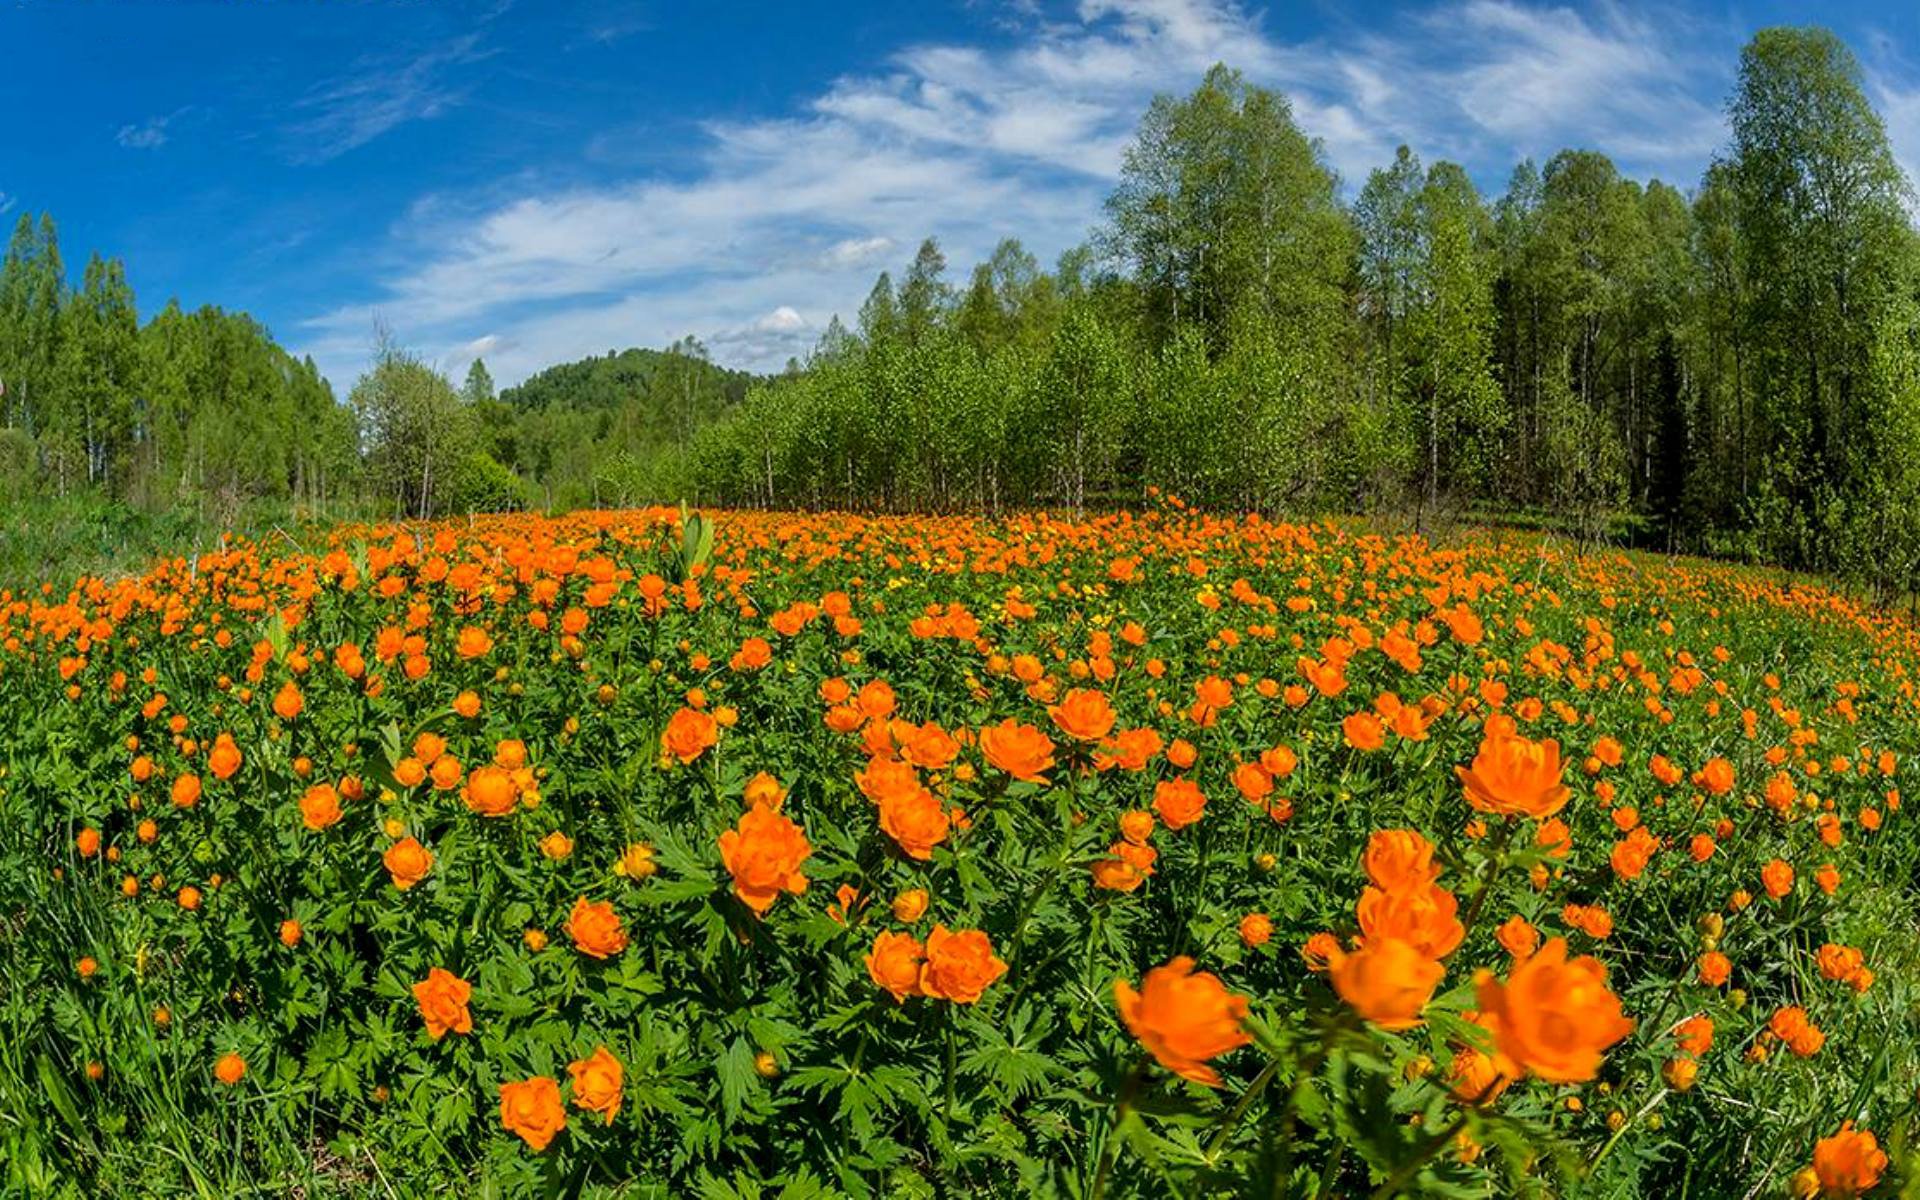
[877,786,950,860]
[75,828,101,857]
[214,1052,246,1086]
[1231,761,1273,802]
[429,755,463,791]
[866,930,926,1002]
[171,773,202,809]
[1091,840,1157,892]
[1447,1014,1512,1105]
[1342,711,1386,751]
[456,625,493,659]
[891,888,930,923]
[1662,1056,1699,1092]
[1049,688,1117,742]
[1301,932,1341,972]
[1495,915,1539,958]
[1239,913,1273,948]
[208,733,243,781]
[1695,757,1735,795]
[412,967,473,1039]
[1151,778,1207,830]
[383,837,434,889]
[1698,951,1732,987]
[1673,1015,1714,1056]
[272,681,303,721]
[979,719,1056,783]
[567,1046,623,1125]
[1113,956,1252,1086]
[464,765,518,817]
[661,706,719,763]
[1761,858,1795,900]
[1329,937,1444,1030]
[1362,829,1441,892]
[279,919,302,947]
[1609,826,1658,880]
[1475,938,1634,1083]
[393,757,428,788]
[299,784,342,831]
[718,804,812,915]
[1356,884,1464,959]
[918,925,1006,1004]
[1809,1122,1888,1198]
[744,771,787,809]
[566,897,629,958]
[499,1076,566,1151]
[1456,730,1570,819]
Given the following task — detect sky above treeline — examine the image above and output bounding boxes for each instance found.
[6,0,1920,392]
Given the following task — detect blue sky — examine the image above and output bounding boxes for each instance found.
[5,0,1920,392]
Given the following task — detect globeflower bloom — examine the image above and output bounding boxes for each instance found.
[299,784,343,831]
[1455,730,1570,819]
[566,897,629,958]
[1356,884,1465,960]
[383,837,434,889]
[866,930,926,1002]
[918,925,1006,1004]
[1806,1121,1888,1198]
[1049,688,1117,742]
[1475,938,1634,1082]
[208,733,243,781]
[661,706,719,764]
[464,765,519,817]
[1762,858,1795,900]
[499,1076,566,1151]
[979,719,1056,783]
[567,1046,623,1125]
[1363,829,1442,892]
[1113,956,1252,1086]
[412,967,473,1040]
[718,804,812,915]
[1152,778,1207,830]
[877,787,950,860]
[1329,937,1445,1031]
[214,1052,246,1086]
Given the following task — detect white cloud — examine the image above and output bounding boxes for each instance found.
[1870,74,1920,205]
[116,113,177,150]
[294,0,1768,390]
[286,34,491,164]
[116,106,198,151]
[814,236,897,270]
[0,192,14,218]
[753,306,806,333]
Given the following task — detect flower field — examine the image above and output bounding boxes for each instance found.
[2,505,1917,1198]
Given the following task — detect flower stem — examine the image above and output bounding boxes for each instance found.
[1088,1059,1147,1200]
[1366,1112,1471,1200]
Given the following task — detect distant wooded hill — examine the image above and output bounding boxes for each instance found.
[476,341,762,508]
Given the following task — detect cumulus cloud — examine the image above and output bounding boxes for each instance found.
[293,0,1771,389]
[814,236,897,271]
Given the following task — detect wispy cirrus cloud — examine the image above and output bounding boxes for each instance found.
[285,33,493,164]
[289,0,1862,391]
[116,108,189,150]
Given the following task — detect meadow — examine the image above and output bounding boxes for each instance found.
[0,502,1915,1198]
